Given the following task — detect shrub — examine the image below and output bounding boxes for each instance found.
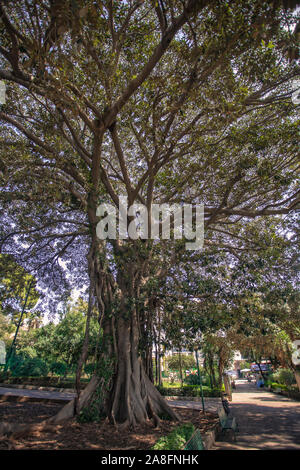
[77,403,104,423]
[49,361,67,376]
[156,385,222,397]
[272,369,295,387]
[167,354,196,372]
[270,382,288,391]
[184,373,209,386]
[84,363,95,377]
[152,423,195,450]
[10,355,49,377]
[76,384,105,423]
[184,374,200,385]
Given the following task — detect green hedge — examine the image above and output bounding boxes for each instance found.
[152,423,195,450]
[49,361,67,376]
[184,374,211,386]
[268,382,300,400]
[271,369,295,387]
[9,356,49,377]
[156,384,222,397]
[0,375,88,389]
[269,382,288,391]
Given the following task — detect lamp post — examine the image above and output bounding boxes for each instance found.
[194,346,205,413]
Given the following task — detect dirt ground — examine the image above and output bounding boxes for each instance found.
[0,401,62,424]
[0,401,219,450]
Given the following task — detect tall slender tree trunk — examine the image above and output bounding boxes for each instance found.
[178,349,183,387]
[218,351,225,390]
[256,361,266,381]
[294,371,300,391]
[75,276,94,413]
[157,306,162,386]
[206,350,217,388]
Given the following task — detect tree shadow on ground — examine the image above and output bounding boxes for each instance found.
[215,401,300,450]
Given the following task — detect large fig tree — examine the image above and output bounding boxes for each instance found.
[0,0,299,427]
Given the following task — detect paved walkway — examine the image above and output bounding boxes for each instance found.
[212,379,300,450]
[0,386,75,403]
[166,397,221,414]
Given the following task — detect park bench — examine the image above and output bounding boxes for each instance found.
[218,406,238,441]
[221,395,230,415]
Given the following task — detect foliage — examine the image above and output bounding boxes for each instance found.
[0,254,40,324]
[15,298,100,373]
[77,356,114,423]
[184,372,205,386]
[239,361,252,370]
[271,368,296,386]
[49,361,67,376]
[0,311,14,345]
[157,384,222,397]
[0,298,100,380]
[269,382,289,391]
[1,375,88,388]
[84,362,95,377]
[166,354,196,372]
[76,388,105,423]
[152,423,195,450]
[9,354,49,377]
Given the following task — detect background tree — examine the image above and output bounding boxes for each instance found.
[167,354,196,372]
[0,254,40,326]
[16,297,100,373]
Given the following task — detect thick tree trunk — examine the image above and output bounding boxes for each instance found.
[49,257,179,428]
[106,305,179,428]
[144,343,154,383]
[49,315,179,428]
[51,184,180,428]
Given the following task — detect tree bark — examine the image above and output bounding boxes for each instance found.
[178,349,183,387]
[206,349,217,388]
[256,361,266,381]
[74,278,94,414]
[50,249,180,428]
[103,272,179,427]
[107,314,178,428]
[294,370,300,391]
